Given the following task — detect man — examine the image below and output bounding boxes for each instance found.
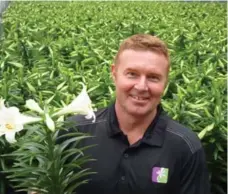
[71,34,211,194]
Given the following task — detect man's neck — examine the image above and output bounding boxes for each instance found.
[115,103,157,142]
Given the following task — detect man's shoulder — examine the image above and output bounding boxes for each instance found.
[57,107,109,139]
[164,115,202,154]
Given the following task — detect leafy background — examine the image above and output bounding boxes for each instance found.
[0,1,227,194]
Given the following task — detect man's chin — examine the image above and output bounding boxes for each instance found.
[126,108,152,118]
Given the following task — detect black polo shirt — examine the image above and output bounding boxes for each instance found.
[67,103,210,194]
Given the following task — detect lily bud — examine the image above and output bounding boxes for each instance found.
[25,99,44,115]
[45,113,55,132]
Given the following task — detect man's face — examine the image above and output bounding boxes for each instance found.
[112,49,169,118]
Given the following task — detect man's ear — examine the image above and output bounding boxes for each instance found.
[111,64,117,82]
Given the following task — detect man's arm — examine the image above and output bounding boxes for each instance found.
[180,148,211,194]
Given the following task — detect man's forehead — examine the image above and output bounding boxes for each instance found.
[117,50,169,66]
[118,49,167,60]
[114,49,170,76]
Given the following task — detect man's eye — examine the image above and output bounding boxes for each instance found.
[127,72,137,78]
[148,76,160,82]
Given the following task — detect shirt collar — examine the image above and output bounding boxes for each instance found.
[108,103,122,136]
[107,103,168,147]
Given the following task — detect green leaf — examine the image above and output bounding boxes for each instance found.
[8,61,23,68]
[57,81,66,91]
[26,82,36,93]
[198,123,215,139]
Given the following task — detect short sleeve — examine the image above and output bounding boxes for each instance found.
[180,148,211,194]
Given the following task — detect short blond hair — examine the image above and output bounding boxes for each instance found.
[114,34,169,65]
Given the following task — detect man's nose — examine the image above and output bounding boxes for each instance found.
[134,77,148,91]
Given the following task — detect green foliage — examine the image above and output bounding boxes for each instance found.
[1,124,94,194]
[0,1,227,194]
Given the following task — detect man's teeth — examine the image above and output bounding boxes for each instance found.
[132,96,147,100]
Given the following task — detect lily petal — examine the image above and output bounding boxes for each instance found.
[13,123,24,133]
[0,98,6,110]
[8,106,19,111]
[20,115,42,125]
[54,84,95,119]
[5,131,16,143]
[85,110,96,123]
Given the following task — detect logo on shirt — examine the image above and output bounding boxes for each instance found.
[152,167,169,183]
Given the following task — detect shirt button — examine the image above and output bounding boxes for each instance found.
[124,153,129,158]
[121,176,125,181]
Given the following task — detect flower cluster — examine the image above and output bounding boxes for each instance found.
[0,84,95,143]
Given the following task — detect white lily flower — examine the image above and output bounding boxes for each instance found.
[25,99,44,115]
[53,84,96,122]
[45,113,55,132]
[0,99,42,143]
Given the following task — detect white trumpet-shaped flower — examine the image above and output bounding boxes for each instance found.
[0,99,42,143]
[53,84,96,122]
[45,113,55,132]
[25,99,44,115]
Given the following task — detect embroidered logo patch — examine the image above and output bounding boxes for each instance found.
[152,167,169,183]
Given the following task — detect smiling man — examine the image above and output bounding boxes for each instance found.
[71,34,211,194]
[111,45,169,145]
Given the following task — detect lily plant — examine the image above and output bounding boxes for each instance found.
[0,84,96,194]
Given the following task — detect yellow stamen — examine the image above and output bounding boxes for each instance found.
[5,123,14,130]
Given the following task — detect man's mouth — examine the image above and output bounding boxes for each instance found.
[130,95,149,102]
